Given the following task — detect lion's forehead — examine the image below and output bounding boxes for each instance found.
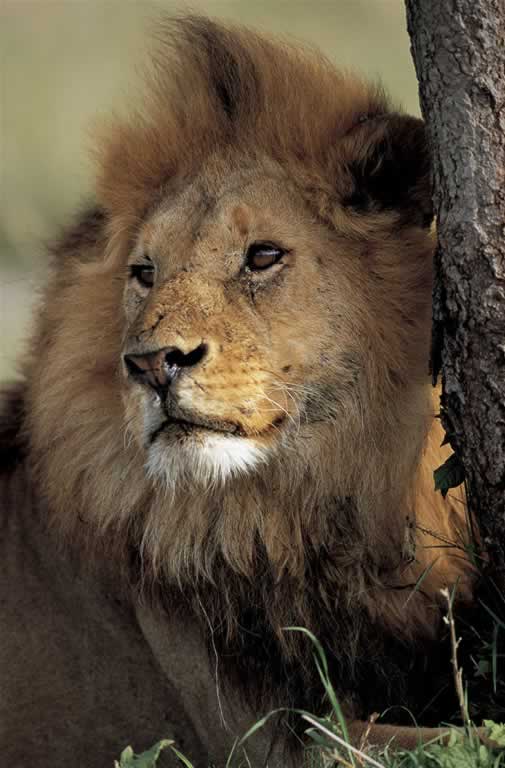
[136,169,307,270]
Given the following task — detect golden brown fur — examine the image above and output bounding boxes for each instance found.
[2,16,474,764]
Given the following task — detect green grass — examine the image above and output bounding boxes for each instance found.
[115,704,505,768]
[115,609,505,768]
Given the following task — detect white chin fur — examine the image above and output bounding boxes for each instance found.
[146,432,268,490]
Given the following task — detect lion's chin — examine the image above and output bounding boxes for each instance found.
[146,430,269,490]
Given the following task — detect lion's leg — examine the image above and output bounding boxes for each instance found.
[347,720,496,751]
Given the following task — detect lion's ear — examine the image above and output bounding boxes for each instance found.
[341,114,433,228]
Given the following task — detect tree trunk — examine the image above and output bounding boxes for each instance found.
[405,1,505,578]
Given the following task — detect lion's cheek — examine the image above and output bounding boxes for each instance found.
[176,368,292,436]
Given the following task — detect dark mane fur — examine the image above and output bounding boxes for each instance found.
[0,384,26,472]
[48,204,106,263]
[155,523,454,735]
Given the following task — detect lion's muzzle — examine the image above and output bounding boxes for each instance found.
[123,342,246,440]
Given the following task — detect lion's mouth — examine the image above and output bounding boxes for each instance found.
[149,411,287,444]
[149,414,244,444]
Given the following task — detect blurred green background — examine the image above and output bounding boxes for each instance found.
[0,0,419,379]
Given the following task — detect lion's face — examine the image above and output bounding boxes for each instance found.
[121,161,365,487]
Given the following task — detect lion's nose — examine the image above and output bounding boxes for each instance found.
[124,343,208,395]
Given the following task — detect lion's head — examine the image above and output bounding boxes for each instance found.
[21,17,470,718]
[119,154,431,490]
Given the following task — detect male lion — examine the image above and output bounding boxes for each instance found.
[1,16,473,768]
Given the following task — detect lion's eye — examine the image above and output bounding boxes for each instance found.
[130,263,155,288]
[246,242,285,271]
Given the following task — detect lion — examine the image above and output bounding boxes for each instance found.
[0,16,475,768]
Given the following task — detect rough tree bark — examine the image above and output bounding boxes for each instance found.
[405,1,505,578]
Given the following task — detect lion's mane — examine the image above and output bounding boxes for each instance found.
[8,17,472,723]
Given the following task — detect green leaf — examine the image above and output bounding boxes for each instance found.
[115,739,174,768]
[484,720,505,747]
[404,557,440,607]
[237,707,287,744]
[284,626,353,754]
[169,746,195,768]
[475,658,490,678]
[434,452,465,498]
